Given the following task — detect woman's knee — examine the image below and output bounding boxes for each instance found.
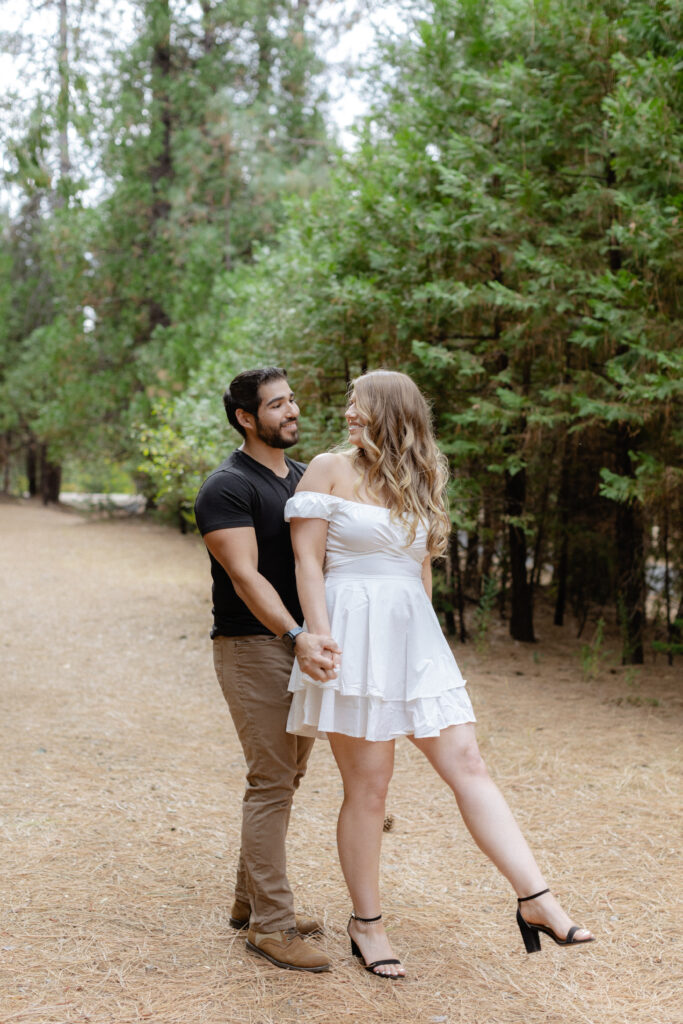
[344,771,391,811]
[453,738,489,780]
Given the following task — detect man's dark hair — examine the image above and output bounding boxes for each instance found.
[223,367,288,437]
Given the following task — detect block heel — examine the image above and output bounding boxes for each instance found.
[516,906,542,952]
[516,888,595,953]
[347,912,405,979]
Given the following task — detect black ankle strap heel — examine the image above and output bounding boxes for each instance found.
[516,888,594,953]
[347,913,405,980]
[516,889,548,952]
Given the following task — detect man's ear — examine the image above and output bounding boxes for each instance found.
[235,407,254,433]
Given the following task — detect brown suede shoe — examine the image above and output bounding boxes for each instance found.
[246,927,330,973]
[229,899,323,936]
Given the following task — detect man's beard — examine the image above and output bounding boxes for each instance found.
[255,418,299,449]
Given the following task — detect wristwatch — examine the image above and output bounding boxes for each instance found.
[281,626,305,652]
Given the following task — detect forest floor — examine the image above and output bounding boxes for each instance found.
[1,498,681,1024]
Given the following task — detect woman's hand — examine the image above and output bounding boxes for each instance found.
[294,631,341,682]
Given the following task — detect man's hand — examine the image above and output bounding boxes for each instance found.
[295,632,341,683]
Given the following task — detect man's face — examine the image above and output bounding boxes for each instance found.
[253,378,300,448]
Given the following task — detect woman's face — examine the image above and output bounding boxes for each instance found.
[345,393,366,448]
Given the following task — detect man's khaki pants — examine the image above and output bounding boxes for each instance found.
[212,634,314,932]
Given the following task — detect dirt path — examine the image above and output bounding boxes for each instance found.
[1,499,681,1024]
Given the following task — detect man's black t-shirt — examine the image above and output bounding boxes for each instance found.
[194,449,306,637]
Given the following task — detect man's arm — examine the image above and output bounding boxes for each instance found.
[203,526,339,681]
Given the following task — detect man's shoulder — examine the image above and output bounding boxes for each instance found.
[286,455,307,475]
[196,453,255,500]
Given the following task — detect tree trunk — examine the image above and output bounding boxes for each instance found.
[498,530,508,621]
[480,493,495,582]
[223,133,232,271]
[27,440,38,496]
[40,444,62,505]
[148,0,172,336]
[254,8,273,101]
[615,426,645,664]
[55,0,71,208]
[1,432,11,493]
[464,526,480,598]
[604,158,644,662]
[671,596,683,642]
[450,532,467,643]
[662,496,673,666]
[505,466,535,642]
[442,545,455,636]
[199,0,215,54]
[531,471,552,591]
[553,436,573,626]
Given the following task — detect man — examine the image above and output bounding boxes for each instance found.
[194,367,340,974]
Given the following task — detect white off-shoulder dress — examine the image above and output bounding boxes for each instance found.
[285,491,475,741]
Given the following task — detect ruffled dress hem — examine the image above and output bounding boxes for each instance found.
[287,688,476,741]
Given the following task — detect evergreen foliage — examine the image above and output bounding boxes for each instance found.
[1,0,680,659]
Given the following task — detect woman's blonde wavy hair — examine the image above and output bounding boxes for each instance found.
[347,370,451,557]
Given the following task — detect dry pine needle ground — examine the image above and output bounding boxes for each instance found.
[1,499,681,1024]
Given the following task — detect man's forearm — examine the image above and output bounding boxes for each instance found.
[231,571,298,637]
[235,569,339,681]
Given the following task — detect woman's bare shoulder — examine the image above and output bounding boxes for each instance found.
[311,451,353,472]
[296,451,350,493]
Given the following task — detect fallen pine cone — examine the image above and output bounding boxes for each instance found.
[383,814,394,832]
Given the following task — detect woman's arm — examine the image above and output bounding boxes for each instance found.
[289,452,340,645]
[421,555,433,600]
[291,518,333,636]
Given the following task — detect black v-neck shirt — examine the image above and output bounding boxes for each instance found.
[194,449,306,637]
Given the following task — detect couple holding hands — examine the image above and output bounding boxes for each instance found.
[194,366,593,978]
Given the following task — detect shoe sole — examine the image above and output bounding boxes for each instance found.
[245,939,330,973]
[232,918,324,937]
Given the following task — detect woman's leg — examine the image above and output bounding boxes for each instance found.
[328,732,405,976]
[410,724,592,941]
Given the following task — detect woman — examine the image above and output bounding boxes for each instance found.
[285,370,593,979]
